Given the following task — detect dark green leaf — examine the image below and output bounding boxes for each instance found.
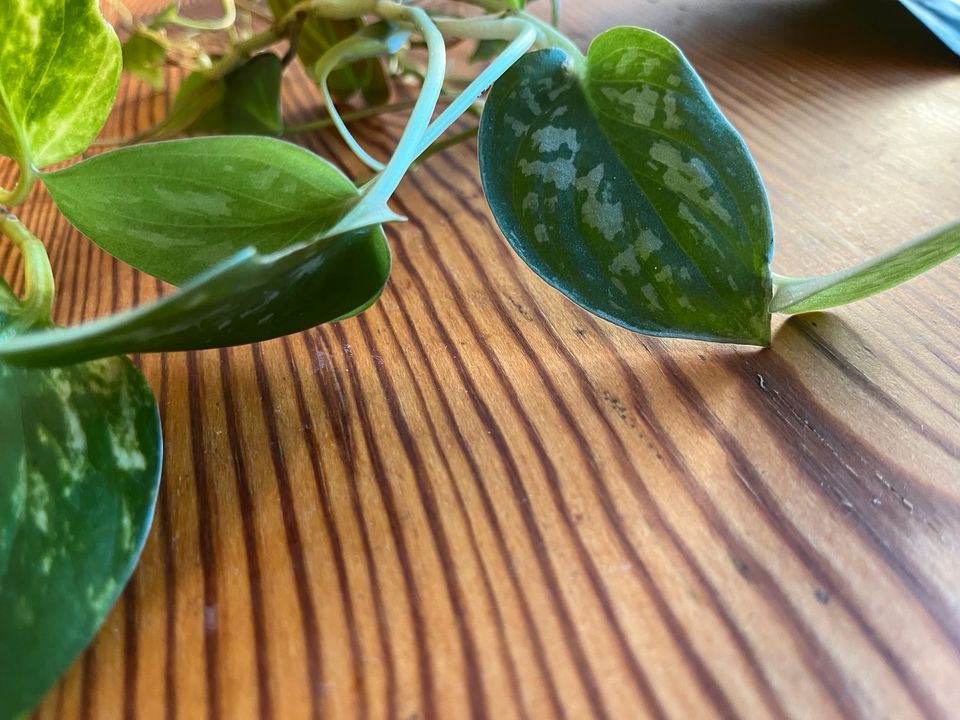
[770,220,960,314]
[0,352,161,718]
[186,54,284,136]
[0,226,391,367]
[122,31,168,90]
[266,0,389,103]
[479,27,774,344]
[42,136,372,286]
[0,0,122,167]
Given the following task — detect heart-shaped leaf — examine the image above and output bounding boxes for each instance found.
[479,27,774,344]
[42,136,378,286]
[0,0,121,168]
[0,226,390,367]
[0,352,161,718]
[184,54,284,136]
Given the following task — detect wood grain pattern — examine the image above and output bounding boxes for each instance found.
[3,0,959,717]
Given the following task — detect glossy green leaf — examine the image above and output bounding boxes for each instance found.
[0,225,391,367]
[479,27,774,344]
[266,0,389,103]
[0,352,161,718]
[185,54,284,136]
[770,220,960,314]
[42,135,378,286]
[0,0,122,167]
[122,31,168,90]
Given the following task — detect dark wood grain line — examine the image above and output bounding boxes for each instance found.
[795,319,960,453]
[370,289,533,720]
[186,351,222,720]
[157,336,178,720]
[279,335,368,720]
[215,348,273,720]
[353,311,488,719]
[249,342,323,720]
[653,345,942,718]
[360,148,639,717]
[315,118,606,714]
[302,328,398,719]
[420,142,787,719]
[78,645,94,720]
[327,321,437,720]
[731,349,960,665]
[412,146,749,718]
[122,588,138,720]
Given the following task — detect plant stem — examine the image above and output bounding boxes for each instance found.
[170,0,237,31]
[412,126,478,168]
[0,162,35,207]
[313,34,398,171]
[517,10,583,67]
[414,19,536,156]
[332,1,447,233]
[283,99,417,134]
[0,210,54,330]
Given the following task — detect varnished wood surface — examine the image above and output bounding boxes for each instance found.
[4,0,960,717]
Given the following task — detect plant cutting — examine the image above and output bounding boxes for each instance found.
[0,0,957,716]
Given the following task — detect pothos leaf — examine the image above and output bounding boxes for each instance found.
[42,136,372,286]
[266,0,389,103]
[0,0,121,167]
[899,0,960,55]
[479,27,774,345]
[184,54,284,136]
[122,30,168,91]
[0,353,161,718]
[0,227,391,367]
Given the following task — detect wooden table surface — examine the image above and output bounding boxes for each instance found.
[8,0,960,717]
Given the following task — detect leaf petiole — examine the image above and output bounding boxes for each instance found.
[414,18,536,156]
[331,1,446,234]
[0,210,54,332]
[770,220,960,315]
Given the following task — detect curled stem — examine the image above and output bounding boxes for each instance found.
[332,2,447,233]
[170,0,237,31]
[0,210,54,331]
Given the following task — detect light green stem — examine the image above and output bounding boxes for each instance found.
[770,220,960,314]
[313,36,392,171]
[0,210,55,330]
[283,100,417,135]
[170,0,237,30]
[331,2,447,234]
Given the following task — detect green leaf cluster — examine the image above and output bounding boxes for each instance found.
[2,0,958,716]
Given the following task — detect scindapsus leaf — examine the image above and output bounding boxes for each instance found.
[42,136,379,286]
[0,0,121,167]
[479,27,774,344]
[0,354,161,718]
[0,227,391,367]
